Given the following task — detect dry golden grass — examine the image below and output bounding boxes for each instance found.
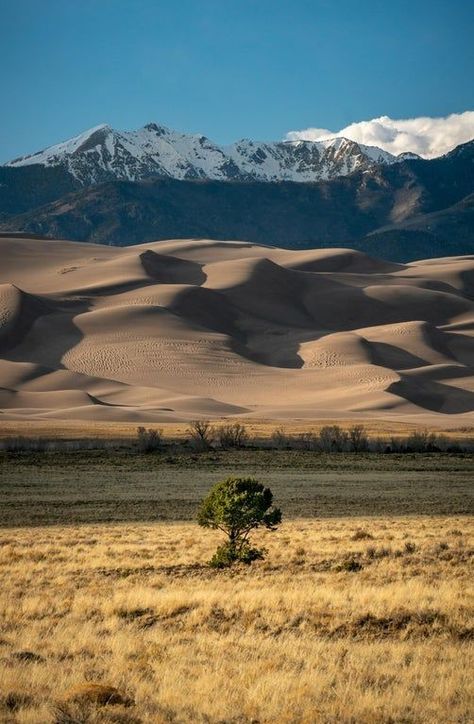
[1,517,473,723]
[1,418,473,442]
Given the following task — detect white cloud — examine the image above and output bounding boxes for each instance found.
[285,111,474,158]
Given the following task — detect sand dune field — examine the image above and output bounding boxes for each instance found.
[0,236,473,424]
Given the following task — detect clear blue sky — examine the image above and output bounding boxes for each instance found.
[1,0,473,162]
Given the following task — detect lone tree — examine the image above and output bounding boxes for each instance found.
[198,477,282,568]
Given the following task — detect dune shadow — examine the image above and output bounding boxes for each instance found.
[2,296,88,375]
[459,266,474,299]
[367,342,430,370]
[162,263,474,371]
[387,375,474,414]
[0,289,54,355]
[139,250,206,286]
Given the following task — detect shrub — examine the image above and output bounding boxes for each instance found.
[198,477,282,568]
[296,432,319,451]
[62,683,134,707]
[187,420,214,450]
[434,434,450,451]
[319,425,349,452]
[371,436,387,453]
[1,692,34,712]
[389,436,405,453]
[209,542,264,568]
[348,425,369,452]
[366,546,392,559]
[216,423,248,449]
[351,529,374,541]
[271,427,290,449]
[341,557,363,572]
[404,429,449,453]
[136,427,162,453]
[406,429,436,452]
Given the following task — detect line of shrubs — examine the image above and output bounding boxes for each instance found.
[269,425,469,453]
[137,421,471,454]
[1,422,471,454]
[136,421,250,452]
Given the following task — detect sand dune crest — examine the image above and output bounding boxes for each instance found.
[0,236,473,422]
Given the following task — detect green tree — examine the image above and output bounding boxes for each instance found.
[198,477,282,568]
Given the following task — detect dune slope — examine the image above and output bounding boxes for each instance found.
[0,236,473,423]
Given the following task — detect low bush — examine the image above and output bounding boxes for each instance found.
[136,427,162,453]
[216,423,248,449]
[389,430,455,453]
[209,541,264,568]
[348,425,369,452]
[319,425,349,452]
[367,546,392,559]
[187,420,214,451]
[351,529,374,541]
[296,432,319,451]
[406,430,445,452]
[341,557,363,572]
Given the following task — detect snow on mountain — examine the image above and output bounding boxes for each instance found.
[5,123,416,185]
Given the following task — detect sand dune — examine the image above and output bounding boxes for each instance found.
[0,236,473,423]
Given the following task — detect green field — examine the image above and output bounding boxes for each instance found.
[1,450,472,527]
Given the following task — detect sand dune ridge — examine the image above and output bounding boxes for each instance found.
[0,237,473,422]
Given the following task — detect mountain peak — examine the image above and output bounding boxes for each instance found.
[143,122,170,135]
[4,122,409,185]
[88,123,111,133]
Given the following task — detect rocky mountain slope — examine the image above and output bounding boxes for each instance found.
[4,122,405,185]
[2,141,473,262]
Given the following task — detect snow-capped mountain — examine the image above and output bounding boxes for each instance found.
[5,123,413,185]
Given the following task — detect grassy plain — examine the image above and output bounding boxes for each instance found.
[1,450,473,526]
[0,450,473,722]
[1,418,473,444]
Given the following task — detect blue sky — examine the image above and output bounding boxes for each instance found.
[0,0,473,162]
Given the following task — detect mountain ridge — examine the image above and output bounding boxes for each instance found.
[4,121,414,185]
[1,140,473,262]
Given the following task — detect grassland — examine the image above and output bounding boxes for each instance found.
[1,419,473,443]
[1,450,473,526]
[0,450,473,722]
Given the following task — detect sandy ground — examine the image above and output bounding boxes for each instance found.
[0,236,473,424]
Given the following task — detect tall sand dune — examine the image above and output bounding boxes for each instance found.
[0,236,473,423]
